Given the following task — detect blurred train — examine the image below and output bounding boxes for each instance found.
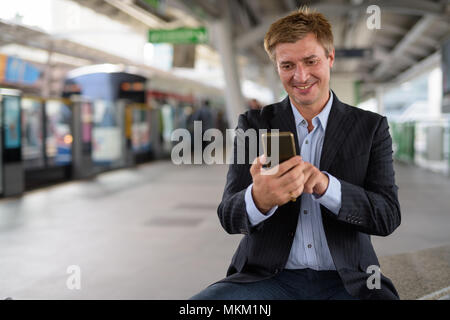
[0,64,226,192]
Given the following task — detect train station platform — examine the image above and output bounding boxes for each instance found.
[0,161,449,300]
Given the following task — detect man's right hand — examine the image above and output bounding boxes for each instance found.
[250,155,305,214]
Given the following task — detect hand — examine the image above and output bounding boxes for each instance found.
[301,162,329,196]
[250,155,305,213]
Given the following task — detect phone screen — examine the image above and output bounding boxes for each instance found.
[262,132,296,167]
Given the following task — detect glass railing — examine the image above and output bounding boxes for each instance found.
[389,118,450,176]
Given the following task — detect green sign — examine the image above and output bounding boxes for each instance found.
[142,0,161,9]
[148,27,208,44]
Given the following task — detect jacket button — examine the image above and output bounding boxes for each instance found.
[274,268,280,274]
[288,232,294,237]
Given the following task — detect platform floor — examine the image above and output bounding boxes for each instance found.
[0,161,449,300]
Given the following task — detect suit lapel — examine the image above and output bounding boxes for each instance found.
[267,93,355,171]
[269,96,301,155]
[319,94,355,172]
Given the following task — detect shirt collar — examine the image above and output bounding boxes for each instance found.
[289,90,333,131]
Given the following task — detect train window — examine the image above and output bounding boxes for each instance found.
[45,99,72,166]
[92,100,122,164]
[21,97,44,169]
[129,104,151,153]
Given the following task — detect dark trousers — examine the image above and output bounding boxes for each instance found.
[190,268,358,300]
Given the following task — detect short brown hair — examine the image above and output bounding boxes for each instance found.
[264,6,334,61]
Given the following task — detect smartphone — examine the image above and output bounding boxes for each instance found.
[261,132,297,168]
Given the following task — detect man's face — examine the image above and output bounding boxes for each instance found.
[275,33,334,110]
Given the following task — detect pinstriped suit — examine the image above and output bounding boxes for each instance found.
[217,93,401,300]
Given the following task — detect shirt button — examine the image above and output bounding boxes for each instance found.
[305,140,309,144]
[303,210,308,215]
[307,244,312,249]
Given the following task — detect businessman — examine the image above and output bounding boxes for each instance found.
[191,7,401,300]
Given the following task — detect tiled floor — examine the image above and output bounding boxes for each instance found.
[0,161,448,299]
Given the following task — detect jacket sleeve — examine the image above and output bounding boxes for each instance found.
[217,113,262,235]
[334,116,401,236]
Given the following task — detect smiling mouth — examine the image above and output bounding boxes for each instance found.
[294,82,315,90]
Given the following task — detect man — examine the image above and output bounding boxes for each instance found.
[191,7,401,300]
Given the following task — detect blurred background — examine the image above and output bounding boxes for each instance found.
[0,0,449,300]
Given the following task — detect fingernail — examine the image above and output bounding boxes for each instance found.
[260,155,267,163]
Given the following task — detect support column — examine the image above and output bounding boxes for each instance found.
[41,45,53,98]
[375,86,384,115]
[264,64,283,103]
[428,67,442,118]
[330,75,356,106]
[210,2,246,129]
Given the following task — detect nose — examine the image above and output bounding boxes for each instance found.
[293,63,308,83]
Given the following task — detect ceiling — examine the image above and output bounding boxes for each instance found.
[67,0,450,98]
[1,0,449,99]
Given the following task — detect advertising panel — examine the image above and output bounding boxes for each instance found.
[3,95,21,149]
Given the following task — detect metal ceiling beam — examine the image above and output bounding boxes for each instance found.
[104,0,171,28]
[235,13,284,50]
[372,36,399,49]
[235,0,448,51]
[372,14,437,80]
[361,48,441,95]
[394,50,441,84]
[68,0,148,30]
[416,36,440,49]
[382,24,408,36]
[404,45,431,58]
[0,21,133,65]
[176,0,221,20]
[367,0,446,16]
[283,0,298,11]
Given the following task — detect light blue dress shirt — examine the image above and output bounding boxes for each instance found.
[245,92,341,271]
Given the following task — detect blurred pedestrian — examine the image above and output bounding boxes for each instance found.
[248,98,262,110]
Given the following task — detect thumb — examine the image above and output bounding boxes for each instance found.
[250,155,266,175]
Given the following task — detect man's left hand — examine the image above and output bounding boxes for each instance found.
[301,162,329,196]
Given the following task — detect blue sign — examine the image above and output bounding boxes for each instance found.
[5,56,41,85]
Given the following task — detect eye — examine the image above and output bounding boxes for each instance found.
[280,63,293,70]
[305,59,318,66]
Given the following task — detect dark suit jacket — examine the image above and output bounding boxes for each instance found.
[216,92,401,300]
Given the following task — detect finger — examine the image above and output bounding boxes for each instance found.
[286,182,305,202]
[303,172,320,194]
[278,164,304,186]
[274,155,303,177]
[292,183,305,200]
[301,162,317,181]
[250,155,266,176]
[277,161,310,188]
[283,172,304,194]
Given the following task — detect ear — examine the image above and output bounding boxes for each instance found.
[328,48,335,68]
